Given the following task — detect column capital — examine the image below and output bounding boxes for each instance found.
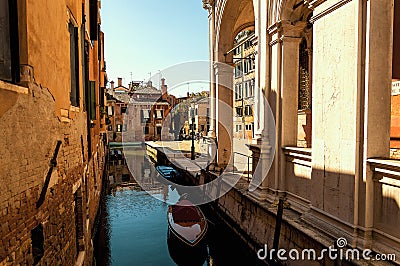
[278,20,307,38]
[202,0,214,11]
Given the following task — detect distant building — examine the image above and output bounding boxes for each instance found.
[232,30,255,140]
[106,78,177,142]
[188,97,210,136]
[0,0,107,264]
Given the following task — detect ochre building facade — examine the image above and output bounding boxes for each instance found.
[0,0,107,265]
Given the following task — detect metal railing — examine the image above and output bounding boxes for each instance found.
[232,151,253,182]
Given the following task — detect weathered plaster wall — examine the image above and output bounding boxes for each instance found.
[0,80,105,266]
[311,0,358,224]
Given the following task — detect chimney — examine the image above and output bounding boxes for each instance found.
[187,92,190,98]
[118,77,122,87]
[111,81,115,90]
[161,78,167,100]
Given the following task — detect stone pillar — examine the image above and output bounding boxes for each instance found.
[215,63,233,168]
[362,0,393,249]
[247,0,271,201]
[277,23,304,192]
[203,1,218,167]
[207,3,216,139]
[253,0,267,142]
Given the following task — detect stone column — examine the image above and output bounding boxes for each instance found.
[203,1,217,165]
[362,0,392,249]
[215,63,233,168]
[277,23,304,192]
[248,0,275,201]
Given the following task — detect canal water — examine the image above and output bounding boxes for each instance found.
[94,148,265,266]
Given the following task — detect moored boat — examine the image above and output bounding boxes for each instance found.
[156,165,180,183]
[167,199,208,247]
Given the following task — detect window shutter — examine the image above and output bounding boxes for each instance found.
[0,0,12,81]
[89,0,98,40]
[89,81,96,120]
[69,23,79,107]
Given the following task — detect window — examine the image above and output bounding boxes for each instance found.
[31,224,44,265]
[89,0,98,40]
[157,127,162,135]
[235,63,243,78]
[236,107,243,117]
[195,108,198,116]
[249,79,255,97]
[235,84,243,100]
[201,125,205,132]
[244,82,249,98]
[99,87,105,108]
[244,60,249,74]
[108,106,114,116]
[69,22,80,107]
[244,105,253,116]
[89,81,96,120]
[245,124,252,131]
[156,110,163,119]
[117,124,122,132]
[249,58,255,72]
[83,40,90,111]
[121,106,127,114]
[298,38,311,110]
[0,0,19,82]
[141,109,150,123]
[144,126,149,134]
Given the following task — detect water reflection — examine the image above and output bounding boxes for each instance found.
[167,227,208,266]
[94,148,264,266]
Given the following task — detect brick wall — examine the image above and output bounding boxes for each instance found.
[0,82,105,265]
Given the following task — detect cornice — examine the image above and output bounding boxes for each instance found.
[310,0,353,24]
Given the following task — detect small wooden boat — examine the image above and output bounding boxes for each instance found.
[156,165,180,182]
[167,199,208,247]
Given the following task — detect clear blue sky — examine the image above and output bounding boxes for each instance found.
[101,0,209,96]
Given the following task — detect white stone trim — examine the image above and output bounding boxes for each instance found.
[310,0,353,24]
[0,80,29,94]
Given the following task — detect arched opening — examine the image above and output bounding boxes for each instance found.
[297,20,312,148]
[213,0,255,168]
[232,29,256,141]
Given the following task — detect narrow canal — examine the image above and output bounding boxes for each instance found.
[94,147,264,266]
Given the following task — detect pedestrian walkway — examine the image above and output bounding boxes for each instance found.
[148,139,253,182]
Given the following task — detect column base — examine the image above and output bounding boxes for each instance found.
[247,186,269,202]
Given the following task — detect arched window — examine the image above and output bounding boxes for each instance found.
[298,38,311,110]
[297,34,312,148]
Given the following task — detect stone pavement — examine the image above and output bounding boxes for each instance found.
[151,139,253,180]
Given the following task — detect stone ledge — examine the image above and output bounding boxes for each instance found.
[0,80,29,95]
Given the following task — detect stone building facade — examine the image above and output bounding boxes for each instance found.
[0,0,107,265]
[231,30,256,140]
[106,79,177,142]
[204,0,400,264]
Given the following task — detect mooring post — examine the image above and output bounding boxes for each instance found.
[272,198,284,260]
